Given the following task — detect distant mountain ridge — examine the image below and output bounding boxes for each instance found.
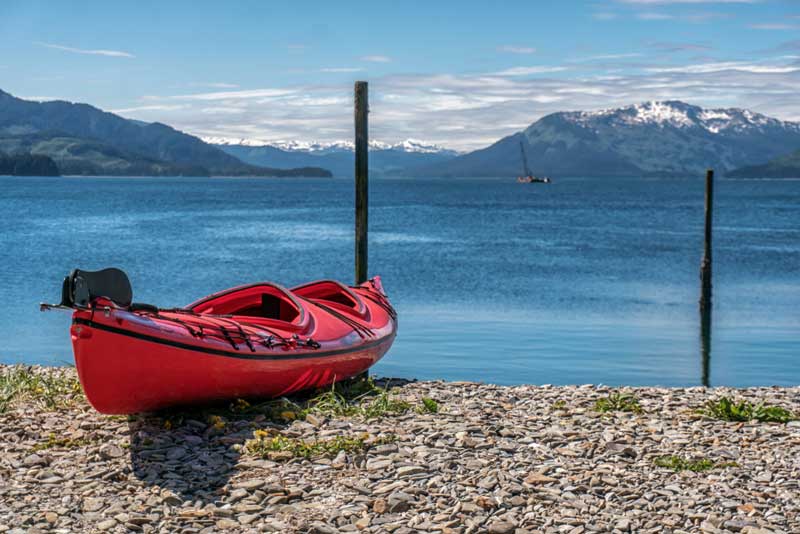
[205,137,458,155]
[729,148,800,178]
[0,89,331,177]
[209,137,459,177]
[410,101,800,178]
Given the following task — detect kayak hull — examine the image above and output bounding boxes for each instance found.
[68,278,396,414]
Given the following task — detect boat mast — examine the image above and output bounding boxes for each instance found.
[519,140,532,176]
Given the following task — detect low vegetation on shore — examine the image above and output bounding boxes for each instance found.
[1,364,798,533]
[698,396,795,423]
[653,455,738,473]
[593,392,643,414]
[0,364,81,413]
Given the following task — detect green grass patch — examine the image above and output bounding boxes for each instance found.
[32,432,96,451]
[0,365,83,413]
[304,388,355,418]
[360,390,412,418]
[417,397,439,414]
[303,385,413,419]
[698,397,795,423]
[654,455,737,472]
[594,392,643,414]
[552,400,568,410]
[287,377,428,420]
[245,431,396,460]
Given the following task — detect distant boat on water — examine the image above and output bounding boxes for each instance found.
[517,141,551,184]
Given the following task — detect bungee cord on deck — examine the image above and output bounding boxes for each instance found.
[299,297,376,339]
[128,307,321,352]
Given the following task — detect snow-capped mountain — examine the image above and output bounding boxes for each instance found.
[411,101,800,177]
[204,137,458,155]
[564,101,800,136]
[208,137,459,177]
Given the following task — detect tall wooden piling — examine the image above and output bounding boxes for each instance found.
[699,169,714,311]
[354,81,369,285]
[699,168,714,386]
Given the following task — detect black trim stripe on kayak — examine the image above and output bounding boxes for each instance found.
[72,318,395,361]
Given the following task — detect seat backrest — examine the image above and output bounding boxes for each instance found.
[63,268,133,308]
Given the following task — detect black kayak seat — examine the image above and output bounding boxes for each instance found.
[62,268,133,308]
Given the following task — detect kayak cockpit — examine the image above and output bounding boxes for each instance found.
[187,283,305,324]
[292,280,367,317]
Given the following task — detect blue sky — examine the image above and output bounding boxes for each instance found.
[1,0,799,149]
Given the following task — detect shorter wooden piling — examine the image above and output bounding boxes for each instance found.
[699,168,714,387]
[700,307,712,387]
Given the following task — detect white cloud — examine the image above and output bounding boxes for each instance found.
[497,45,537,54]
[167,88,296,101]
[634,10,729,22]
[360,55,391,63]
[20,95,61,102]
[749,23,800,30]
[554,86,610,96]
[683,12,732,22]
[647,61,800,73]
[36,42,134,58]
[188,82,240,89]
[284,96,349,106]
[490,66,569,76]
[199,107,247,114]
[571,53,644,62]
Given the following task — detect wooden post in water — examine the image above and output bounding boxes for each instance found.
[700,307,712,387]
[699,168,714,386]
[699,169,714,311]
[354,81,369,285]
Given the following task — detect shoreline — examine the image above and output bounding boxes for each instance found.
[1,365,798,533]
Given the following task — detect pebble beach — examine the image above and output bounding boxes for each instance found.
[1,365,798,534]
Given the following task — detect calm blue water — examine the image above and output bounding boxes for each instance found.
[1,176,798,386]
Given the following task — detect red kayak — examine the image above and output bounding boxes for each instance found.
[43,268,397,414]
